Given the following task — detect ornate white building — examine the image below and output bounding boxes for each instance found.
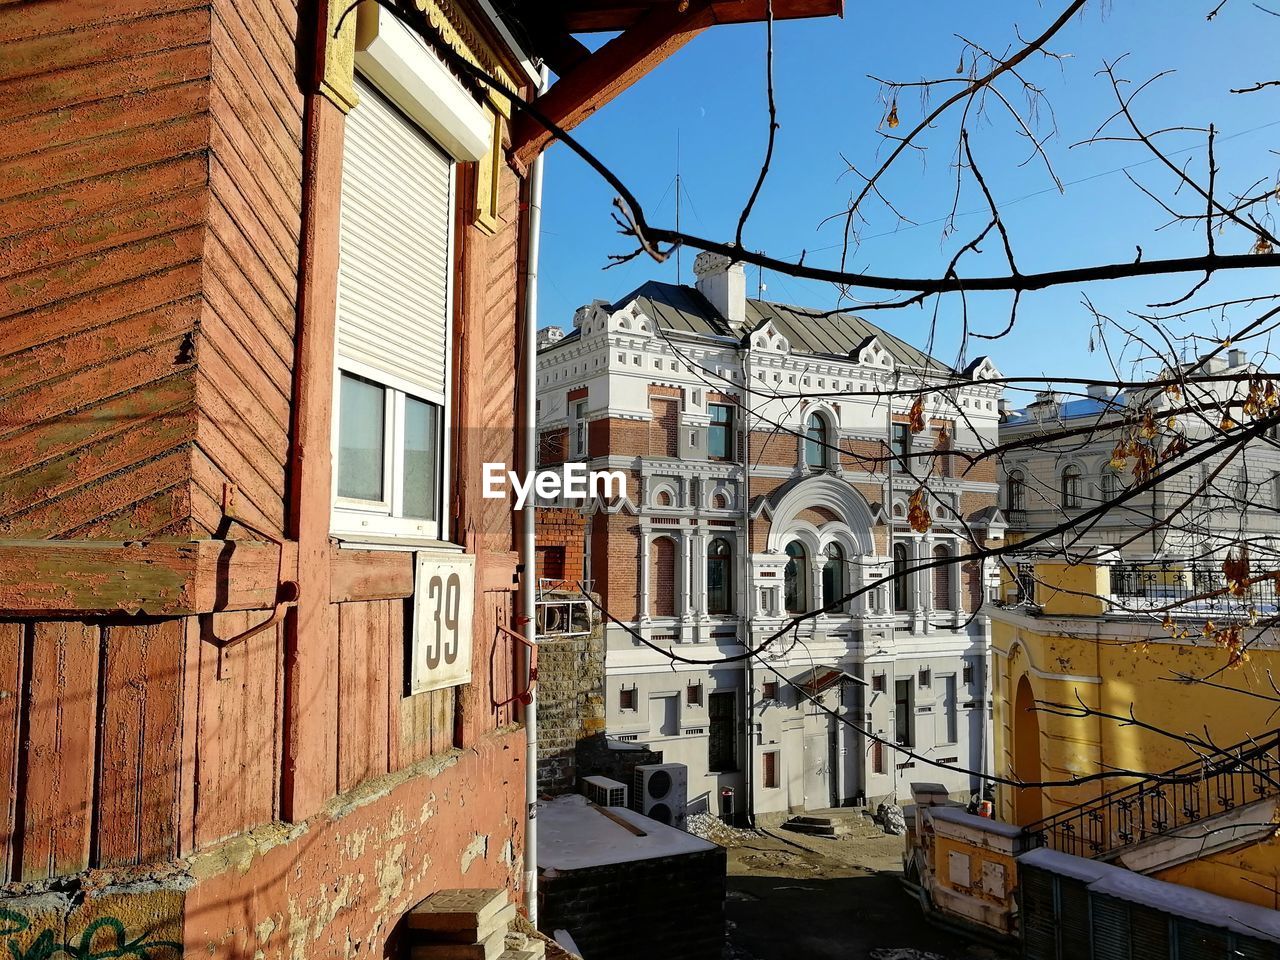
[1000,357,1280,564]
[536,253,1005,817]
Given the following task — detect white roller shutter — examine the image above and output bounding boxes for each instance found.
[337,76,452,402]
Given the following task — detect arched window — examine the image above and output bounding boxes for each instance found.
[805,413,829,468]
[712,493,728,510]
[649,537,676,618]
[822,542,845,611]
[656,490,672,507]
[707,538,733,615]
[1006,470,1026,512]
[933,544,953,611]
[1061,464,1082,508]
[784,541,808,613]
[893,542,910,612]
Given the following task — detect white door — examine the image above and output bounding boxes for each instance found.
[804,730,830,810]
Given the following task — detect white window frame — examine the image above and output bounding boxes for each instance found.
[332,355,453,543]
[331,57,469,547]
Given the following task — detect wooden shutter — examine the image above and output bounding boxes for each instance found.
[338,76,452,402]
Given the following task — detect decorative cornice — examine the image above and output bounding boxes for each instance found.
[413,0,519,100]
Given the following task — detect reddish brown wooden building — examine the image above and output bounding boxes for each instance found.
[0,0,838,954]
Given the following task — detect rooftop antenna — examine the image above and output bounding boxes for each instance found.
[675,130,682,286]
[757,256,766,300]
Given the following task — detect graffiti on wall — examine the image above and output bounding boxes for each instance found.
[0,910,183,960]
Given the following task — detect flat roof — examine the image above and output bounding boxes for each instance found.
[1020,846,1280,942]
[537,795,715,872]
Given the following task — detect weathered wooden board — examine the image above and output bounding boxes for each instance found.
[330,550,414,603]
[0,540,294,615]
[0,623,23,880]
[96,620,184,867]
[20,622,100,880]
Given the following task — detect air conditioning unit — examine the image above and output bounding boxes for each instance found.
[582,775,628,808]
[632,763,688,830]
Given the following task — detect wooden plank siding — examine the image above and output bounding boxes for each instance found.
[193,0,302,540]
[0,0,211,540]
[0,0,531,909]
[0,0,302,541]
[95,620,185,867]
[190,611,284,848]
[19,622,100,880]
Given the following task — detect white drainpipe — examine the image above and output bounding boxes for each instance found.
[521,66,548,926]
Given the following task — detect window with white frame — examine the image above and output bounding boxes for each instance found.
[332,75,458,543]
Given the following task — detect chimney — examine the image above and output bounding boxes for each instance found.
[1228,348,1247,368]
[693,251,746,331]
[572,299,610,329]
[536,326,564,348]
[1199,352,1228,374]
[1086,384,1111,401]
[1028,390,1061,420]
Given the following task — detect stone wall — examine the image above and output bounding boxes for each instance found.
[536,592,606,796]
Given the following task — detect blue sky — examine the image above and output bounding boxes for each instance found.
[535,2,1279,402]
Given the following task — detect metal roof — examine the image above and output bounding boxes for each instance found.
[619,281,955,373]
[1005,394,1131,424]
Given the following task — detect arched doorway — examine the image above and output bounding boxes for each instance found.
[1013,675,1043,825]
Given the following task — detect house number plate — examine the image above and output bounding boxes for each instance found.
[410,552,476,694]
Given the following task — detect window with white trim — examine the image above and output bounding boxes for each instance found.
[332,75,457,543]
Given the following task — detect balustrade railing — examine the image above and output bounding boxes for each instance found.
[1109,559,1279,617]
[1022,730,1280,860]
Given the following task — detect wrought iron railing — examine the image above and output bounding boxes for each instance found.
[1109,559,1279,617]
[1022,729,1280,860]
[1013,561,1036,604]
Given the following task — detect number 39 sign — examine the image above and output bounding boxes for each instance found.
[410,552,476,694]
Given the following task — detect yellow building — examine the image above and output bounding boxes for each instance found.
[989,557,1280,909]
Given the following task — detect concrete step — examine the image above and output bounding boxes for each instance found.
[789,815,838,827]
[410,927,506,960]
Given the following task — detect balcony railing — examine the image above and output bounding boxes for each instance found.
[1024,728,1280,860]
[1013,561,1036,603]
[1109,559,1279,618]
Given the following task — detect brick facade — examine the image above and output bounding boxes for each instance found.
[536,508,588,583]
[649,535,677,617]
[539,847,726,960]
[535,591,606,795]
[539,427,568,466]
[648,397,680,457]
